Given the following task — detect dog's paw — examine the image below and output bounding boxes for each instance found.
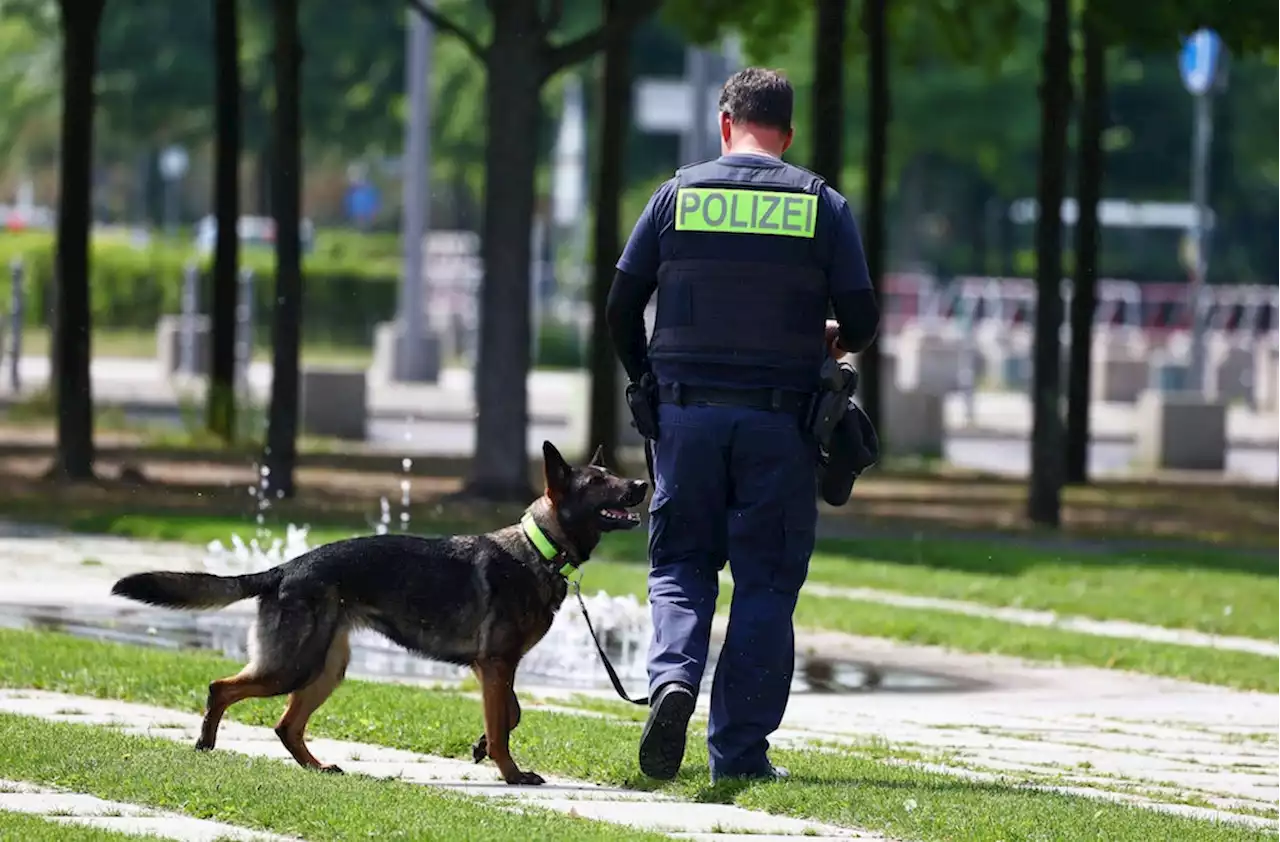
[471,734,488,763]
[194,739,214,752]
[505,771,545,786]
[318,764,345,775]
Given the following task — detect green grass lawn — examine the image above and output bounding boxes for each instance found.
[572,563,1278,692]
[0,808,173,842]
[0,714,666,842]
[0,629,1270,842]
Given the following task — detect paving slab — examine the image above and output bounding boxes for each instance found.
[0,690,880,841]
[0,778,298,841]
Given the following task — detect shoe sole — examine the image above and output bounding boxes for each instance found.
[638,689,696,780]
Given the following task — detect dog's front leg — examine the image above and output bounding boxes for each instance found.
[471,683,522,763]
[476,657,542,785]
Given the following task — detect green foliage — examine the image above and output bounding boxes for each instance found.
[0,0,59,170]
[0,232,400,345]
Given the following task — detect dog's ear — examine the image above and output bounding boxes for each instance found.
[542,440,572,500]
[589,444,605,468]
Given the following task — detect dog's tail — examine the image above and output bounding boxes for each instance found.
[111,568,282,609]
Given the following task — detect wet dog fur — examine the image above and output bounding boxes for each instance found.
[110,441,647,785]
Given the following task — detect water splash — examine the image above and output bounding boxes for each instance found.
[247,462,273,541]
[399,457,412,531]
[201,517,654,688]
[375,498,392,535]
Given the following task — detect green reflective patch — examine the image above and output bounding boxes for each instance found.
[674,187,817,238]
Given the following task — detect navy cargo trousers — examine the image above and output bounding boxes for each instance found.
[645,400,818,779]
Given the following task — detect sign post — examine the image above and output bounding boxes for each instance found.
[1178,28,1223,394]
[159,145,189,238]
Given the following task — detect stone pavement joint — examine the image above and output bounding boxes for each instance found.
[0,778,299,842]
[0,690,887,841]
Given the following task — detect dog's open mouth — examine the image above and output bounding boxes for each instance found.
[597,507,642,529]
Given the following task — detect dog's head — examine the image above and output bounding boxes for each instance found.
[541,440,647,547]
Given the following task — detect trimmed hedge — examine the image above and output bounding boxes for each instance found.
[0,232,401,346]
[0,231,585,367]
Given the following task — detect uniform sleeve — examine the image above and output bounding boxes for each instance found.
[824,189,872,294]
[616,180,673,279]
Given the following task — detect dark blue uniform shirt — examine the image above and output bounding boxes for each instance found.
[617,153,873,391]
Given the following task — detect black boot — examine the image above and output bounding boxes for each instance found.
[638,681,696,780]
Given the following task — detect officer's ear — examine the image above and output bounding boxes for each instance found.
[781,127,794,155]
[542,440,572,502]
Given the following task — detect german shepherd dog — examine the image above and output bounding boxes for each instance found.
[110,441,647,785]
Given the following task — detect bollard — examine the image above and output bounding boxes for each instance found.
[235,267,255,391]
[8,259,23,392]
[179,262,200,375]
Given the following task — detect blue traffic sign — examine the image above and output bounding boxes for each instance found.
[1178,29,1222,96]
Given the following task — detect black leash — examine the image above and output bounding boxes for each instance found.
[570,576,649,706]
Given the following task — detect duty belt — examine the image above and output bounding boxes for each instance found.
[656,382,812,415]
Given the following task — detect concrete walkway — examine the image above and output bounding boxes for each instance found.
[0,779,298,841]
[0,690,882,842]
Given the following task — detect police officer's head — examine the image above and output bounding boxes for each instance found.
[717,68,795,159]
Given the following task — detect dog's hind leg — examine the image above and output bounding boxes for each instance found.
[477,657,542,785]
[196,592,337,754]
[275,625,351,773]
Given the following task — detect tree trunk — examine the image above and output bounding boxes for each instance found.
[810,0,846,188]
[1026,0,1073,526]
[463,8,545,501]
[50,0,105,482]
[263,0,303,498]
[208,0,242,443]
[858,0,888,433]
[1065,3,1106,486]
[586,0,632,471]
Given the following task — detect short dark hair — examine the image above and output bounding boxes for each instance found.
[717,68,794,133]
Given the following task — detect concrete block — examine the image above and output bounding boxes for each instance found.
[1252,342,1278,412]
[1204,340,1253,404]
[882,387,944,457]
[1134,390,1227,471]
[1090,338,1148,403]
[300,366,367,440]
[370,320,441,383]
[893,327,965,395]
[156,314,210,376]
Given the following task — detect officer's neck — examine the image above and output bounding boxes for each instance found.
[724,142,781,160]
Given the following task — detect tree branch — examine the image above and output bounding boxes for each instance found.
[404,0,488,61]
[542,0,661,76]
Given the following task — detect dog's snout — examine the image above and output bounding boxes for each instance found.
[626,480,648,503]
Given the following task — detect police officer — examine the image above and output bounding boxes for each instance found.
[605,67,880,783]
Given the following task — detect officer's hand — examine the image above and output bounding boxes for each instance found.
[824,320,846,360]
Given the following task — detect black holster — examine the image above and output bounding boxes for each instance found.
[808,358,879,506]
[625,372,659,441]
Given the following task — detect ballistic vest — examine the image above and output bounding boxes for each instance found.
[649,158,830,387]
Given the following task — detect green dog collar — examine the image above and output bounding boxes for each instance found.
[521,512,576,578]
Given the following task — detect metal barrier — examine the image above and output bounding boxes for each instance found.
[6,259,22,391]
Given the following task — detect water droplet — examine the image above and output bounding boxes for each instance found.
[402,458,412,472]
